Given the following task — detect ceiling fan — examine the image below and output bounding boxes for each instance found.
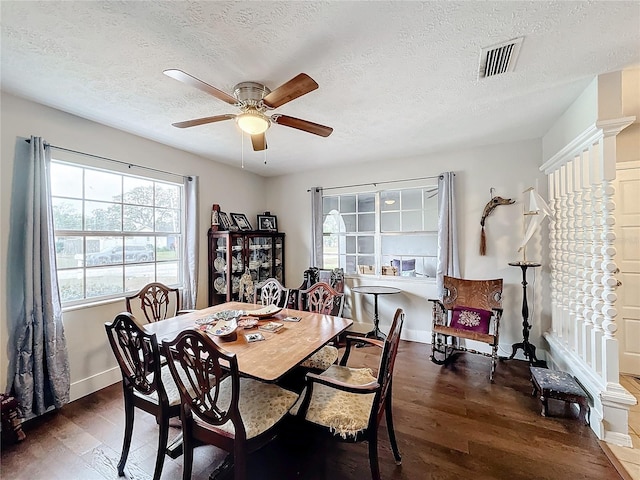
[164,69,333,151]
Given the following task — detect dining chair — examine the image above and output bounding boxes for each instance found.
[125,281,194,323]
[297,282,345,371]
[104,312,181,480]
[291,308,405,480]
[253,277,290,308]
[162,329,299,480]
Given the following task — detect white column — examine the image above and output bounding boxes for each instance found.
[560,165,571,346]
[580,149,593,366]
[572,155,585,356]
[548,172,559,334]
[599,132,620,385]
[590,142,604,377]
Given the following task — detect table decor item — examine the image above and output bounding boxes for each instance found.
[237,318,258,329]
[257,213,278,232]
[207,318,238,337]
[244,304,282,318]
[230,212,252,231]
[259,321,284,333]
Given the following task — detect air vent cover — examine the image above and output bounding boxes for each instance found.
[478,37,524,79]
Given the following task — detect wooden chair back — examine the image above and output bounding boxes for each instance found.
[253,278,289,308]
[375,308,405,421]
[163,329,244,439]
[442,276,503,312]
[299,267,345,293]
[298,281,344,316]
[125,282,181,323]
[105,312,164,399]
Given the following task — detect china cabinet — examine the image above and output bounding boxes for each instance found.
[207,229,285,306]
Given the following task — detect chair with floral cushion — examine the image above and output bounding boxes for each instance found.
[297,282,345,371]
[104,312,181,480]
[429,276,504,381]
[253,277,289,308]
[291,308,405,480]
[161,329,299,480]
[125,282,194,323]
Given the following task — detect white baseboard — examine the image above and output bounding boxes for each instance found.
[69,367,121,402]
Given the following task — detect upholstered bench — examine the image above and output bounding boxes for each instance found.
[530,366,590,425]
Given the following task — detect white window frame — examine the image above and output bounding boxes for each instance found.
[321,183,438,279]
[50,155,185,306]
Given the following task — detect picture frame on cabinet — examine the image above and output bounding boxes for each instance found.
[230,213,253,231]
[257,214,278,232]
[219,212,232,230]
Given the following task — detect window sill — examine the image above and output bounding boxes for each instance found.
[345,274,435,284]
[61,296,125,313]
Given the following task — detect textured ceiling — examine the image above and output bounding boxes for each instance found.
[1,1,639,177]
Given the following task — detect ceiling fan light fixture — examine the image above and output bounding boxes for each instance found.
[236,109,270,135]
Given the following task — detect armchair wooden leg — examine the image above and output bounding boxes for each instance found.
[385,396,402,465]
[368,431,381,480]
[490,345,498,382]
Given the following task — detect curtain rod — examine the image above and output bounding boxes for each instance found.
[307,173,450,192]
[24,139,191,181]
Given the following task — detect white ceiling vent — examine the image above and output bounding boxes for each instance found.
[478,37,524,79]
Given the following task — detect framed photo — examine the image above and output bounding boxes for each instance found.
[219,212,232,230]
[257,214,278,232]
[230,212,253,231]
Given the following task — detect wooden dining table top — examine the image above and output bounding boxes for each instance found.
[144,301,353,383]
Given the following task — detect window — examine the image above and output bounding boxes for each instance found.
[51,160,184,305]
[322,186,438,277]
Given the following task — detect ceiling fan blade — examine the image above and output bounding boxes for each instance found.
[271,114,333,137]
[262,73,318,109]
[251,133,267,151]
[172,114,236,128]
[164,69,238,105]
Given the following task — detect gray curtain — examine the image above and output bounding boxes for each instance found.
[181,175,198,309]
[310,187,323,267]
[436,172,460,296]
[6,136,70,418]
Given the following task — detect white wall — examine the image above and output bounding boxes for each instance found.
[0,92,551,400]
[0,92,266,398]
[266,139,549,354]
[542,77,599,162]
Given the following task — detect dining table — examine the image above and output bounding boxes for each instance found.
[146,301,352,461]
[144,301,353,383]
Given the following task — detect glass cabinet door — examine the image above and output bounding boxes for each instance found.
[209,230,285,306]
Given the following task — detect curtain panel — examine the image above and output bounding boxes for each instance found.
[436,172,460,296]
[182,175,198,309]
[6,136,70,418]
[310,187,323,267]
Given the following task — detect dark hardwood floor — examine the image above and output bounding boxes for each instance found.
[1,341,621,479]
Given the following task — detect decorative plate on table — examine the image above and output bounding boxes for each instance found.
[209,310,244,322]
[244,305,283,318]
[206,318,238,337]
[195,315,218,326]
[237,318,258,329]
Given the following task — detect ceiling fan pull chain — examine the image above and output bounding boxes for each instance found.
[264,149,267,165]
[241,130,245,169]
